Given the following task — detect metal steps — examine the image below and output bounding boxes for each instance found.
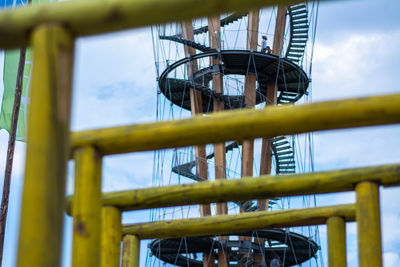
[285,2,309,65]
[159,35,216,52]
[193,12,247,35]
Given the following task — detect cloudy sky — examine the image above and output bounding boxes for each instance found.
[0,0,399,266]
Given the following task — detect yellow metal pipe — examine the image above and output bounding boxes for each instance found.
[64,164,400,213]
[122,235,140,267]
[122,204,355,239]
[327,216,347,267]
[17,24,74,267]
[356,181,382,267]
[101,206,122,267]
[0,0,311,49]
[71,93,400,155]
[72,146,102,267]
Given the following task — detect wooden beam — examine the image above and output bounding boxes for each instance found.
[327,216,347,267]
[122,204,356,239]
[241,9,259,179]
[208,15,227,267]
[71,93,400,156]
[72,147,102,267]
[259,5,287,213]
[101,206,122,267]
[182,20,213,267]
[17,24,74,267]
[240,10,259,266]
[0,0,313,49]
[272,5,287,56]
[63,163,400,213]
[181,21,211,218]
[122,235,140,267]
[356,182,382,267]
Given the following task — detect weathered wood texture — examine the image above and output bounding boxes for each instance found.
[272,5,287,56]
[122,235,140,267]
[182,21,211,218]
[65,164,400,213]
[123,204,355,239]
[241,9,259,179]
[17,24,74,267]
[240,11,259,263]
[356,182,382,267]
[101,206,122,267]
[71,93,400,155]
[0,0,315,49]
[208,15,227,216]
[72,147,102,267]
[327,216,347,267]
[208,15,228,267]
[259,5,286,203]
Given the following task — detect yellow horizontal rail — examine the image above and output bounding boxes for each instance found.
[122,204,355,239]
[0,0,310,49]
[65,163,400,214]
[71,94,400,156]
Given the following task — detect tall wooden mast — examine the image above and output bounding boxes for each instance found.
[181,21,215,267]
[241,9,259,180]
[254,6,287,266]
[258,5,287,211]
[238,9,260,267]
[207,15,229,267]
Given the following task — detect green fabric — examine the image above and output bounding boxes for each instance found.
[0,0,50,141]
[1,49,32,141]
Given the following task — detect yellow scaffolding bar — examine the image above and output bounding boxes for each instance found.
[0,0,312,49]
[65,163,400,213]
[122,204,355,239]
[71,93,400,155]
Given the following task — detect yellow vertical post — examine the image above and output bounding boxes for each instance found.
[72,146,102,267]
[17,24,74,267]
[327,216,347,267]
[122,235,140,267]
[101,206,122,267]
[356,181,382,267]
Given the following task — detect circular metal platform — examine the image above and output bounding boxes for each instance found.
[149,229,319,266]
[159,50,309,112]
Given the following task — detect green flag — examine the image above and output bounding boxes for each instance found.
[0,50,32,141]
[0,0,52,141]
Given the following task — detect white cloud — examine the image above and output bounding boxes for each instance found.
[384,252,400,266]
[312,30,400,101]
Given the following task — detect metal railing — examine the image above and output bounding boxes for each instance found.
[0,0,398,267]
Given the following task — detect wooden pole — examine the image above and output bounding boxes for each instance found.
[71,93,400,156]
[122,235,140,267]
[257,8,287,264]
[182,20,213,267]
[101,206,122,267]
[64,163,400,213]
[259,4,287,207]
[356,181,382,267]
[72,146,102,267]
[0,47,26,267]
[208,15,227,267]
[17,24,74,267]
[241,9,259,181]
[327,216,347,267]
[181,21,211,217]
[240,9,259,267]
[0,0,317,49]
[122,204,356,239]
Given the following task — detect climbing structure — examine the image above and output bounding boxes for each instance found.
[149,2,322,266]
[3,1,395,267]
